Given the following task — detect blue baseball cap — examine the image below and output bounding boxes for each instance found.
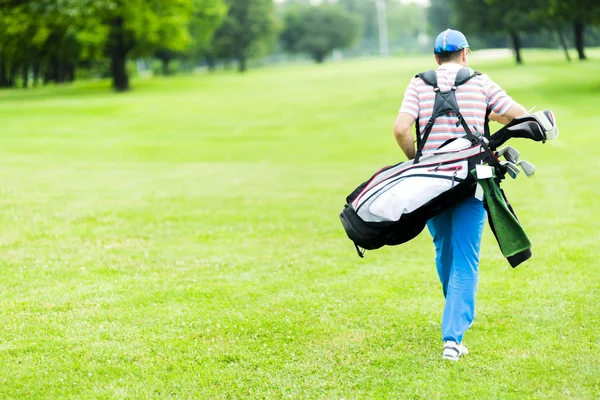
[434,29,470,54]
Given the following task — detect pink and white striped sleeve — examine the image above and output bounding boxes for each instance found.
[484,75,515,116]
[399,77,420,119]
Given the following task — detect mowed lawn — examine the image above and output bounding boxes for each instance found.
[0,50,599,398]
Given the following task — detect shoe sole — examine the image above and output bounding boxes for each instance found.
[443,346,468,361]
[442,355,460,361]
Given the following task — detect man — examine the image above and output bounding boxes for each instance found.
[393,29,528,361]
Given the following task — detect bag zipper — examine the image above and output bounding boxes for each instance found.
[428,165,463,173]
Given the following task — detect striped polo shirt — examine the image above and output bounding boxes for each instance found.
[399,63,515,154]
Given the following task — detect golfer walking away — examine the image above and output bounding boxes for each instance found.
[393,29,528,360]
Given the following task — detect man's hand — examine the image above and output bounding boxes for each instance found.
[394,112,417,160]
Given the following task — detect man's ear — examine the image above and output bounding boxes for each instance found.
[435,55,441,65]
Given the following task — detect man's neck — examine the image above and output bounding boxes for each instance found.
[439,61,466,68]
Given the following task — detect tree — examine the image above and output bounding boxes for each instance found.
[210,0,276,72]
[386,1,424,53]
[280,4,361,63]
[0,0,103,87]
[447,0,548,65]
[0,2,34,87]
[1,0,214,90]
[427,0,451,36]
[155,0,227,75]
[542,0,600,60]
[92,0,195,91]
[438,0,600,64]
[338,0,381,55]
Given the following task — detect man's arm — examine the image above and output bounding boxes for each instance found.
[485,74,528,126]
[394,112,417,160]
[490,103,528,126]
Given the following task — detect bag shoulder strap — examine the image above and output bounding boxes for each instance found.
[416,70,438,88]
[413,68,482,163]
[414,70,437,154]
[454,67,480,86]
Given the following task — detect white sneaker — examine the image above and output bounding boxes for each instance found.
[443,340,469,361]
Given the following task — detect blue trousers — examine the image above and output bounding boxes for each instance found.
[426,196,486,344]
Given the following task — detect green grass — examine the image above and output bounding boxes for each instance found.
[0,49,599,398]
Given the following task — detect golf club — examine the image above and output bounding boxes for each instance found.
[496,146,520,164]
[517,160,535,178]
[500,161,520,179]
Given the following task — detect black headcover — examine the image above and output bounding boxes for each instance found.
[489,114,551,150]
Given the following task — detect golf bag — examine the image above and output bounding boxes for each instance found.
[339,67,558,258]
[340,140,495,256]
[340,67,500,257]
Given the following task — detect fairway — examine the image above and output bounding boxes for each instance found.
[0,50,599,398]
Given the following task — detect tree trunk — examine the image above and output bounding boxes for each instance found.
[314,52,326,63]
[509,31,523,65]
[56,60,65,83]
[112,51,129,91]
[0,56,7,87]
[206,55,216,72]
[21,64,28,88]
[9,64,19,87]
[43,65,52,85]
[33,63,40,87]
[574,21,586,60]
[556,29,571,62]
[238,55,247,73]
[161,57,170,76]
[65,64,75,82]
[110,17,130,92]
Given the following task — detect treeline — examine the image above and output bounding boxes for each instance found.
[0,0,230,91]
[430,0,600,64]
[1,0,600,92]
[0,0,364,91]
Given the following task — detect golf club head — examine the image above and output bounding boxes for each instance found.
[517,160,536,178]
[488,110,558,149]
[500,161,520,179]
[534,110,559,140]
[496,146,520,164]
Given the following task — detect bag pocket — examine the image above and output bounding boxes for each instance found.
[364,160,468,222]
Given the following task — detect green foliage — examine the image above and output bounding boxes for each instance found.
[444,0,552,63]
[480,0,549,34]
[541,0,600,24]
[427,0,452,36]
[151,58,183,75]
[150,0,226,77]
[0,0,207,88]
[210,0,277,72]
[88,0,197,90]
[0,1,94,86]
[96,0,194,56]
[386,2,422,40]
[432,0,600,63]
[189,0,228,55]
[281,4,361,63]
[338,0,378,42]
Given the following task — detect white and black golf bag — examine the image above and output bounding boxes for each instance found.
[340,140,495,256]
[340,67,558,258]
